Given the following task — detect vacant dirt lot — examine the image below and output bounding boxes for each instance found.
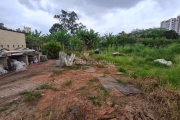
[0,60,166,120]
[0,60,58,104]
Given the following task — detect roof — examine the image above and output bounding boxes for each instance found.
[0,28,26,34]
[4,50,35,53]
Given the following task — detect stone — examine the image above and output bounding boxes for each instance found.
[124,105,134,113]
[56,60,61,67]
[107,108,115,114]
[106,101,113,106]
[84,66,96,73]
[94,49,100,54]
[154,59,172,66]
[116,72,125,75]
[146,110,155,120]
[112,52,124,56]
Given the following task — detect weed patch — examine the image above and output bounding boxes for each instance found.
[37,84,59,91]
[104,71,110,75]
[88,96,101,107]
[117,79,125,84]
[100,86,109,96]
[20,91,42,103]
[118,67,126,73]
[89,77,99,82]
[64,80,72,87]
[0,100,19,113]
[10,80,17,82]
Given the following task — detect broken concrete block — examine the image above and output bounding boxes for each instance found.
[154,59,172,66]
[97,76,140,95]
[56,60,61,67]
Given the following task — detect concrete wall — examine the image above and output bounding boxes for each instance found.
[35,53,41,63]
[0,57,7,68]
[19,56,29,65]
[0,29,26,50]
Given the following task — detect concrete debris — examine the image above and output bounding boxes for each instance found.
[154,59,172,66]
[0,65,8,75]
[95,49,100,54]
[59,52,67,67]
[0,49,7,57]
[112,52,124,56]
[40,55,48,62]
[56,60,61,67]
[97,76,140,95]
[28,56,38,64]
[63,53,76,66]
[59,52,76,67]
[116,72,125,75]
[124,105,135,113]
[59,52,67,60]
[83,53,89,57]
[84,66,96,73]
[74,58,86,65]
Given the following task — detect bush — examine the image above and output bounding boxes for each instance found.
[42,41,61,59]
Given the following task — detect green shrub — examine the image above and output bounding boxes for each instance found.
[42,41,61,59]
[118,67,126,72]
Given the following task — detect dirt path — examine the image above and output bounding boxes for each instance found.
[0,60,58,105]
[0,60,166,120]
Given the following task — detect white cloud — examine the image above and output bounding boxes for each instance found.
[0,0,180,35]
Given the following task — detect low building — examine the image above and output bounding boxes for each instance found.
[0,28,41,72]
[0,28,26,50]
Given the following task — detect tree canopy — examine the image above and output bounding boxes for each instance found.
[49,10,86,34]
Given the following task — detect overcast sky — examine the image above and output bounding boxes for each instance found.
[0,0,180,35]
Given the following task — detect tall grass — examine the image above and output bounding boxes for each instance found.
[93,43,180,89]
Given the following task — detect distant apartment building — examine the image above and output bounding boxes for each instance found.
[176,15,180,34]
[160,15,180,34]
[24,27,31,33]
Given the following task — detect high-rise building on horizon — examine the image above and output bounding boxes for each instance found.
[160,15,180,34]
[176,15,180,34]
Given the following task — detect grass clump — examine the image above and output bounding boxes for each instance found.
[65,80,72,86]
[88,96,101,107]
[38,84,51,89]
[89,77,99,82]
[118,67,126,72]
[20,91,42,102]
[10,80,17,82]
[117,79,125,84]
[100,86,109,96]
[0,100,19,113]
[37,84,59,91]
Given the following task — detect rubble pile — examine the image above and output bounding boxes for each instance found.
[0,65,8,75]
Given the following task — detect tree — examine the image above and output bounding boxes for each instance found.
[70,36,83,51]
[25,29,43,50]
[16,28,22,32]
[76,29,100,50]
[31,29,42,37]
[104,32,117,47]
[131,28,166,38]
[50,29,71,50]
[50,10,86,34]
[162,30,180,39]
[0,23,7,29]
[49,23,62,33]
